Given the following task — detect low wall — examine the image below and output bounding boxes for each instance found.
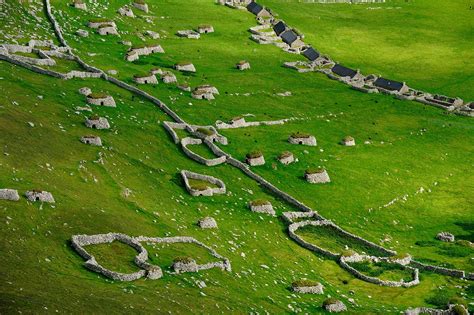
[180,137,226,166]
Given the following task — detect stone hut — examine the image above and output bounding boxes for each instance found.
[132,0,149,13]
[192,90,214,100]
[86,93,116,107]
[229,116,246,127]
[247,2,272,18]
[76,29,89,37]
[198,217,218,229]
[88,19,116,29]
[85,116,110,129]
[133,73,158,84]
[323,299,347,313]
[172,257,198,273]
[0,189,20,201]
[145,30,160,39]
[126,45,164,62]
[161,72,177,84]
[25,190,55,203]
[118,6,134,17]
[291,280,324,294]
[305,168,330,184]
[195,85,219,95]
[80,135,102,146]
[176,30,200,39]
[436,232,455,242]
[278,151,294,165]
[72,0,87,10]
[150,68,163,75]
[174,62,196,73]
[197,24,214,34]
[248,199,275,215]
[178,83,191,92]
[97,24,118,36]
[331,64,363,81]
[236,60,250,70]
[341,136,355,146]
[373,77,409,94]
[246,151,265,166]
[288,132,317,146]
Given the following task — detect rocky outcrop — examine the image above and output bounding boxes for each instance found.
[0,189,20,201]
[181,170,226,196]
[25,190,55,203]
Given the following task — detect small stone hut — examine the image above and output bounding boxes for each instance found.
[172,257,198,273]
[118,6,134,17]
[192,90,214,100]
[323,299,347,313]
[72,0,87,10]
[97,24,118,36]
[236,60,251,70]
[161,72,177,84]
[291,281,324,294]
[80,135,102,146]
[0,189,20,201]
[289,132,317,146]
[198,217,218,229]
[78,87,92,96]
[341,136,355,146]
[133,73,158,84]
[174,62,196,73]
[195,85,219,95]
[178,83,191,92]
[248,199,274,215]
[246,151,265,166]
[86,93,116,107]
[278,151,294,165]
[132,0,149,13]
[229,116,246,127]
[25,190,55,203]
[305,168,330,184]
[197,24,214,34]
[85,116,110,129]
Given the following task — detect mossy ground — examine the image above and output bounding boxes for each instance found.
[0,0,472,313]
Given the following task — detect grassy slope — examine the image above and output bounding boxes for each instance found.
[0,0,472,313]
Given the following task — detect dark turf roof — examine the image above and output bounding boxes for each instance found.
[374,77,404,91]
[247,2,263,15]
[280,30,298,45]
[302,47,320,61]
[273,21,287,36]
[331,64,357,78]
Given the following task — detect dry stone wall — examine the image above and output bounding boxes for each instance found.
[180,137,226,166]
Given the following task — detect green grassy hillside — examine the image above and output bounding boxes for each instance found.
[0,0,472,313]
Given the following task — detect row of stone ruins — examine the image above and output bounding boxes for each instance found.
[220,1,473,117]
[0,188,55,203]
[71,233,231,281]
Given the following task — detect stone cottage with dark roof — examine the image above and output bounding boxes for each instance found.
[302,47,320,61]
[247,2,271,17]
[273,21,287,36]
[374,77,409,94]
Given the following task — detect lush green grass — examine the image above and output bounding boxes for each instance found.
[0,0,473,313]
[348,260,414,282]
[186,142,218,160]
[85,241,142,274]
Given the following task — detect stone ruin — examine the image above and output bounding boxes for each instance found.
[80,135,102,146]
[145,30,160,39]
[132,0,149,13]
[197,24,214,34]
[181,170,226,197]
[0,189,20,201]
[174,62,196,73]
[323,299,347,313]
[76,29,89,37]
[246,151,265,166]
[78,87,92,96]
[248,200,275,216]
[125,45,164,62]
[25,190,55,203]
[217,0,252,9]
[85,116,110,129]
[278,151,294,165]
[86,93,116,107]
[133,73,158,84]
[305,168,330,184]
[436,232,455,242]
[88,20,118,35]
[291,280,324,294]
[176,30,200,39]
[192,91,214,100]
[341,136,355,146]
[118,6,134,17]
[192,84,220,100]
[172,257,199,273]
[198,217,218,229]
[71,233,231,281]
[161,72,177,84]
[236,60,250,70]
[288,132,317,146]
[72,0,87,10]
[178,83,191,92]
[404,304,469,315]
